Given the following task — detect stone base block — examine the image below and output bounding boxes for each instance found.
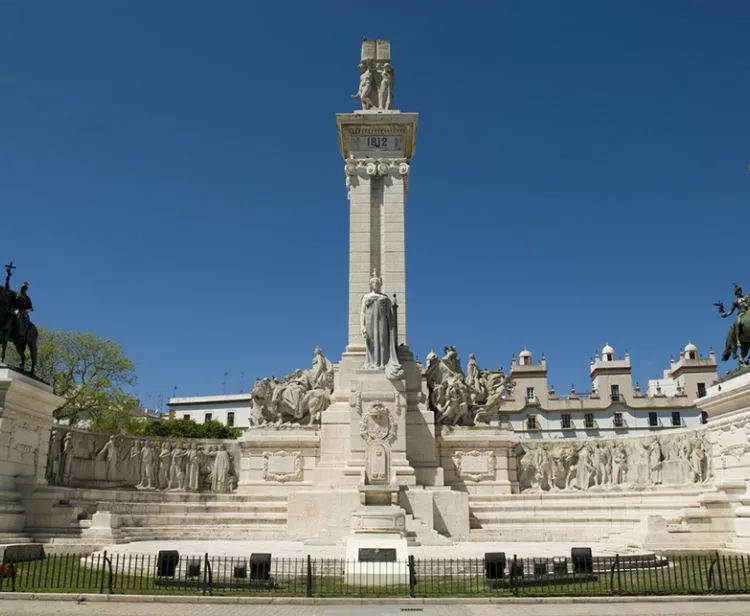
[344,532,409,585]
[351,504,405,534]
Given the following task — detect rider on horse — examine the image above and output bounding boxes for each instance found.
[718,283,750,362]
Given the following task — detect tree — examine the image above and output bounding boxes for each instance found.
[8,328,140,425]
[140,419,241,439]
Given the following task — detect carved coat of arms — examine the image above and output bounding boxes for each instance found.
[359,402,395,443]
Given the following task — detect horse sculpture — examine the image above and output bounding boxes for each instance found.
[0,285,38,374]
[250,377,331,426]
[722,309,750,366]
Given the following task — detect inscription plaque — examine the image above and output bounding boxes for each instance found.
[358,548,397,562]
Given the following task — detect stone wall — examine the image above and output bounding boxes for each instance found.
[46,427,240,493]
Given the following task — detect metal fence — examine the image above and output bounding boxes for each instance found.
[1,551,749,597]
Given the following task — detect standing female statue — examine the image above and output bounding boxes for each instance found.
[360,270,403,379]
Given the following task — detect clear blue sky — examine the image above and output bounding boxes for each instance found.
[1,1,748,408]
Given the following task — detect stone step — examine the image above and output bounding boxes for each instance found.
[114,525,290,542]
[467,489,703,504]
[59,488,288,504]
[113,512,287,527]
[99,501,287,514]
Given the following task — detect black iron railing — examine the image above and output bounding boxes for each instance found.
[1,551,749,597]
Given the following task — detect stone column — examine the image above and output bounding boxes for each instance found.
[382,169,407,344]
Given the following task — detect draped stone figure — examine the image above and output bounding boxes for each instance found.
[360,270,403,380]
[96,436,118,481]
[47,429,62,485]
[158,442,171,489]
[211,444,233,493]
[138,442,155,489]
[61,432,74,486]
[186,443,201,491]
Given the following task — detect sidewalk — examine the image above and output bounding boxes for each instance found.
[1,595,750,616]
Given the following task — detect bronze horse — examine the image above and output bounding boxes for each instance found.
[0,285,38,373]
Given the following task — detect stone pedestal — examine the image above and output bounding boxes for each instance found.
[0,367,62,541]
[702,373,750,550]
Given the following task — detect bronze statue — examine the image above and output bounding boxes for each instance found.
[0,261,39,373]
[716,282,750,366]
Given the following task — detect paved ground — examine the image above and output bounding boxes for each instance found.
[2,599,750,616]
[95,539,652,559]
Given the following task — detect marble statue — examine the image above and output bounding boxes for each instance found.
[250,346,333,426]
[158,442,171,489]
[210,444,233,493]
[61,432,74,486]
[361,270,403,379]
[425,347,514,425]
[186,442,201,491]
[96,436,118,481]
[0,261,39,373]
[47,429,62,485]
[129,440,142,486]
[352,63,376,110]
[377,62,393,110]
[137,441,155,489]
[716,282,750,365]
[168,443,187,490]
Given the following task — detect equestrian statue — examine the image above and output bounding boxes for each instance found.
[0,261,39,373]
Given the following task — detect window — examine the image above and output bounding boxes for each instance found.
[584,413,595,429]
[610,384,620,402]
[688,351,696,360]
[227,412,235,427]
[183,414,190,421]
[701,411,708,425]
[648,412,658,427]
[205,412,213,423]
[526,415,537,430]
[526,387,535,401]
[697,382,707,398]
[613,412,624,428]
[671,411,682,427]
[561,414,571,429]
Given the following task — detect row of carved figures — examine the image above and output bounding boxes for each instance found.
[517,431,712,492]
[47,430,237,493]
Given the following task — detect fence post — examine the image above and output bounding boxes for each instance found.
[511,554,518,596]
[609,554,621,595]
[99,551,107,594]
[306,555,313,598]
[203,553,212,596]
[408,555,416,598]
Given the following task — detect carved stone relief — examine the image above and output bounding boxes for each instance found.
[359,402,397,444]
[262,450,303,483]
[453,450,496,482]
[516,430,712,493]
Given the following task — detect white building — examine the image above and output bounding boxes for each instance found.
[500,343,717,438]
[167,393,253,429]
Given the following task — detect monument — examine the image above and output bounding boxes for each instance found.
[7,40,750,565]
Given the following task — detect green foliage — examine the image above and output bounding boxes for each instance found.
[11,327,139,425]
[140,418,241,440]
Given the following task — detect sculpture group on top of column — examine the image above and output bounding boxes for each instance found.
[250,346,334,426]
[516,430,712,493]
[46,429,238,493]
[352,59,394,111]
[425,347,516,426]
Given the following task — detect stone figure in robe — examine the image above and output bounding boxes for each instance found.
[211,445,233,493]
[360,270,403,380]
[47,429,62,485]
[352,63,376,110]
[168,444,186,490]
[96,435,118,481]
[186,443,201,491]
[138,442,155,489]
[377,62,393,110]
[61,432,74,486]
[158,442,171,489]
